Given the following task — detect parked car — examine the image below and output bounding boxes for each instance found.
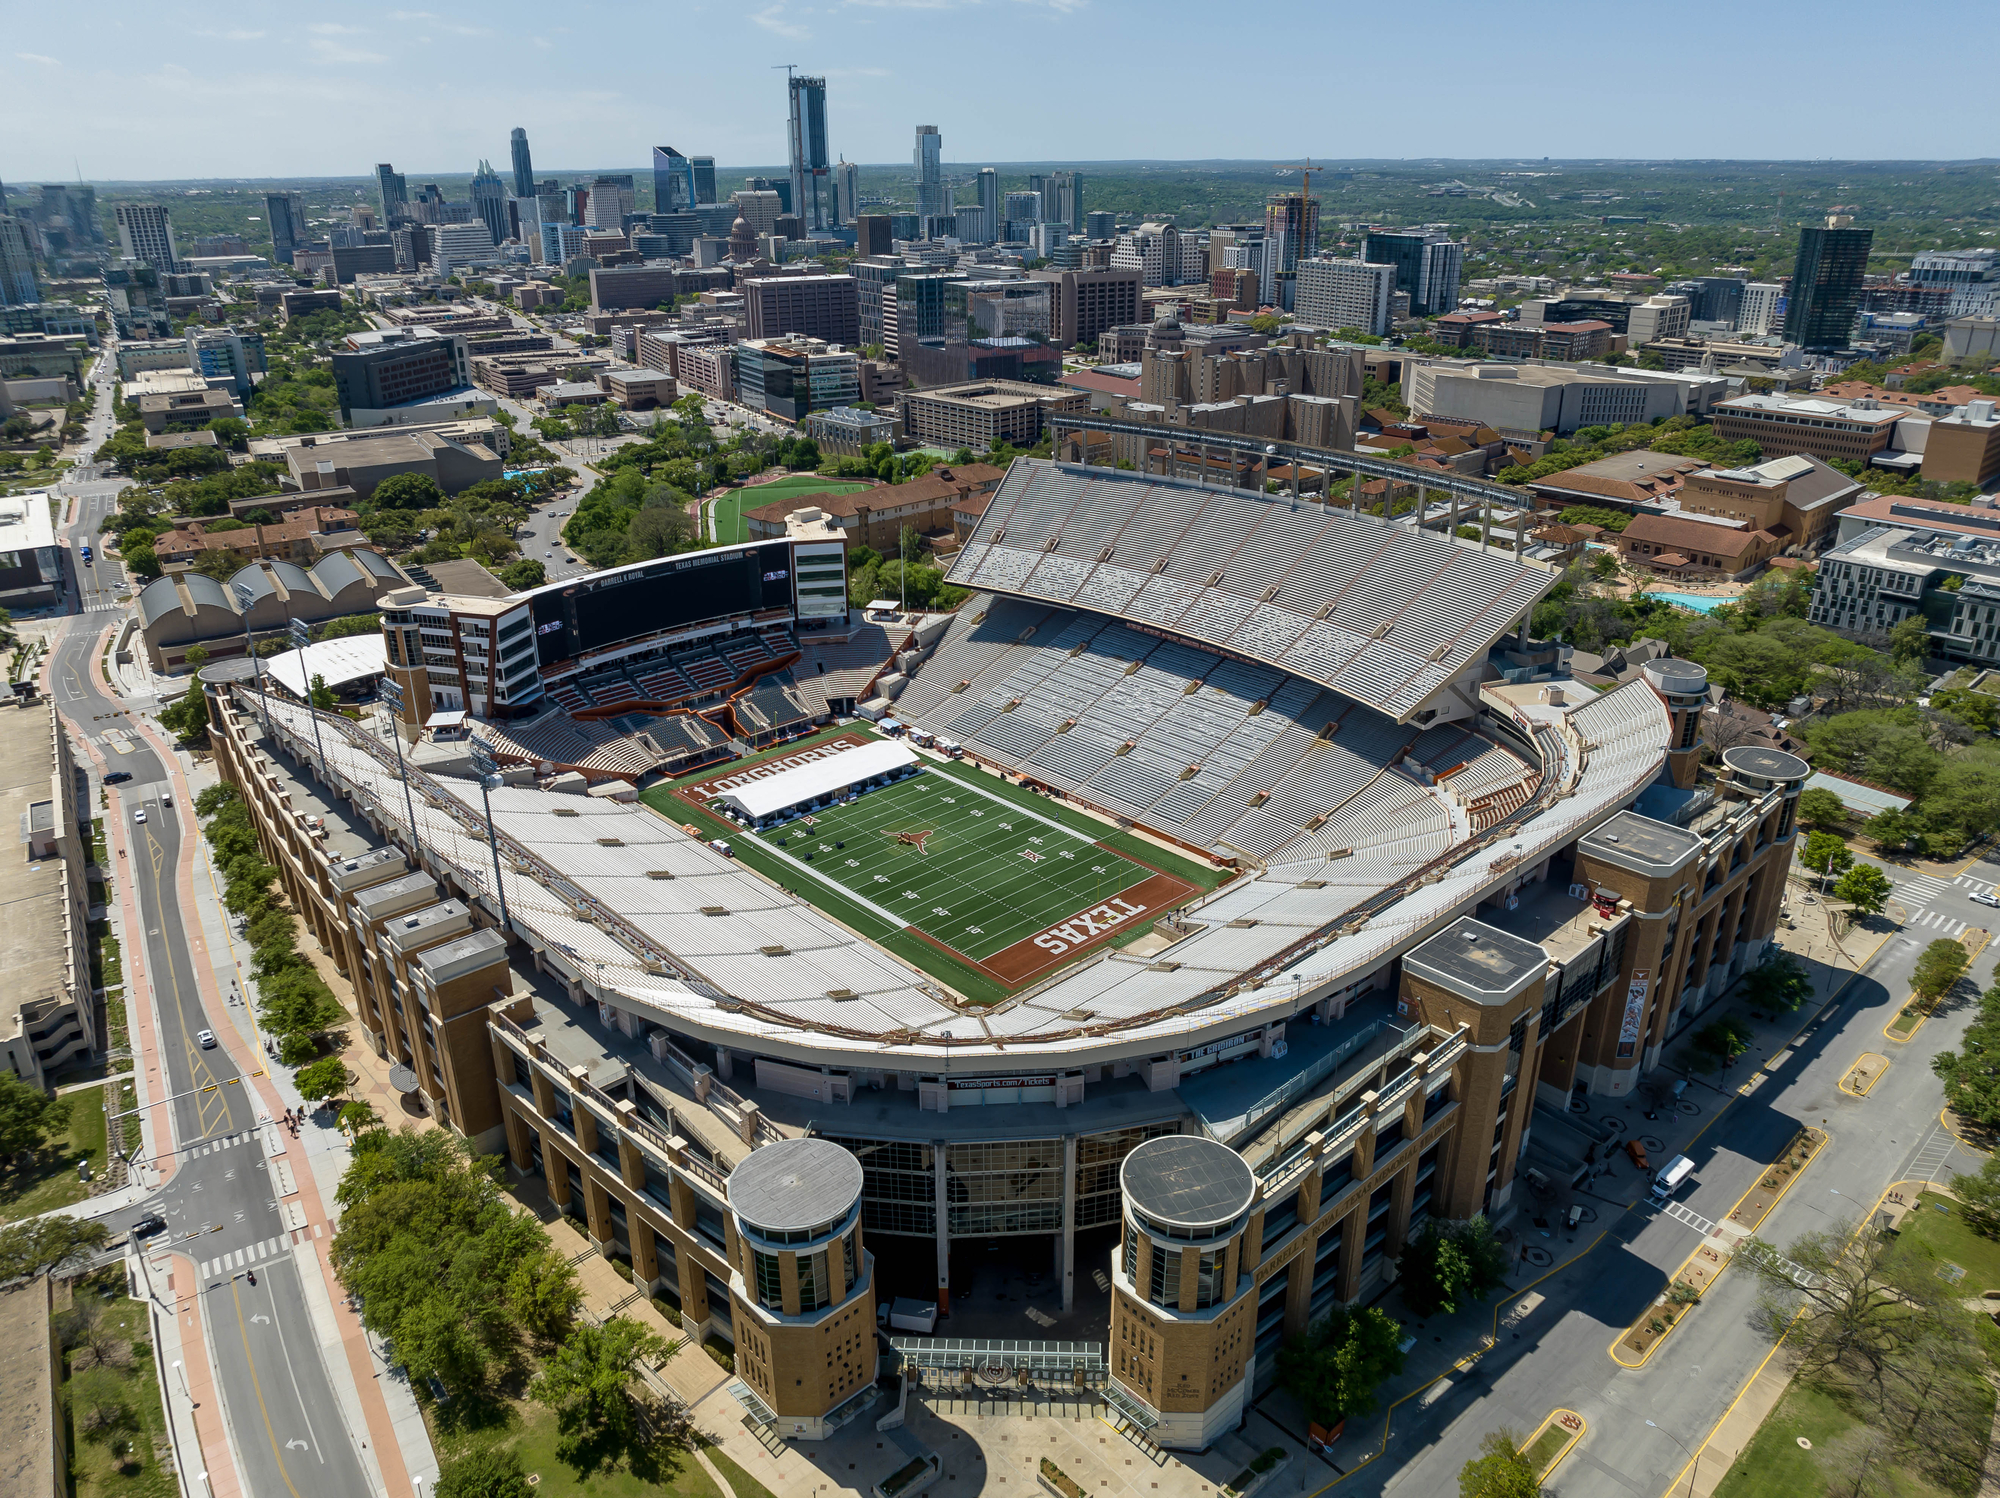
[104,771,133,784]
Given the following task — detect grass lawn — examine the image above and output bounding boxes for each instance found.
[642,733,1227,1005]
[67,1268,177,1498]
[1521,1422,1571,1474]
[1711,1374,1983,1498]
[710,475,872,545]
[704,1444,778,1498]
[504,1398,725,1498]
[1897,1192,2000,1295]
[0,1084,114,1223]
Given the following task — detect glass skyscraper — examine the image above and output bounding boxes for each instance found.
[509,128,534,199]
[787,74,831,233]
[914,126,944,225]
[1784,224,1872,350]
[652,147,698,214]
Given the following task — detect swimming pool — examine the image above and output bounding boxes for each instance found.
[1645,590,1731,615]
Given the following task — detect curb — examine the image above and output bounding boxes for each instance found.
[1837,1052,1888,1097]
[1524,1408,1586,1483]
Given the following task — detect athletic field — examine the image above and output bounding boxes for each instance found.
[708,475,873,545]
[662,734,1212,997]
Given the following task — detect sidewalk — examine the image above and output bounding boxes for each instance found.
[108,664,437,1496]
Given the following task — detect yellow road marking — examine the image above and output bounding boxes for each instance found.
[1523,1408,1587,1482]
[227,1276,306,1498]
[1838,1052,1888,1097]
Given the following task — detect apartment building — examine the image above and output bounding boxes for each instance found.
[733,337,860,423]
[1293,258,1396,337]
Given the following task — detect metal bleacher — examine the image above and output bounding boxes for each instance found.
[947,461,1554,723]
[894,600,1499,866]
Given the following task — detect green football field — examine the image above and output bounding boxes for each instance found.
[732,768,1198,986]
[707,475,873,545]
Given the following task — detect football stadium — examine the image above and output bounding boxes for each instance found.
[208,434,1801,1445]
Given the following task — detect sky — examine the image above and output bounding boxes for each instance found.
[4,0,1996,182]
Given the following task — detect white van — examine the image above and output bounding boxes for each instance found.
[1649,1154,1695,1207]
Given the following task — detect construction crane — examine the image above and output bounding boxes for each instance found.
[1276,159,1321,200]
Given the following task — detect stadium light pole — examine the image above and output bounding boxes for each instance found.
[376,678,424,870]
[231,581,270,732]
[289,616,329,783]
[467,734,512,937]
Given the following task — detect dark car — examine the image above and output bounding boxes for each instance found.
[104,771,133,785]
[130,1213,166,1238]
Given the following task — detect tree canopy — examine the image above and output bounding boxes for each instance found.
[1276,1303,1407,1424]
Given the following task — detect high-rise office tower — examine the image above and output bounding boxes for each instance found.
[1361,228,1461,318]
[585,177,636,229]
[264,192,306,266]
[835,159,860,226]
[0,216,38,306]
[1783,221,1872,350]
[653,147,698,214]
[470,161,510,247]
[509,128,535,199]
[691,157,717,206]
[976,169,999,239]
[36,184,102,251]
[914,126,944,222]
[1086,211,1117,240]
[746,176,792,215]
[375,164,408,223]
[114,203,181,274]
[786,73,831,233]
[855,215,892,259]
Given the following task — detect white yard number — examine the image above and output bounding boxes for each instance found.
[845,859,860,868]
[1091,865,1107,875]
[1058,851,1075,860]
[875,875,890,883]
[998,822,1013,830]
[939,796,956,804]
[904,890,922,900]
[932,907,952,918]
[819,843,834,853]
[1029,836,1045,845]
[968,809,984,818]
[965,925,984,935]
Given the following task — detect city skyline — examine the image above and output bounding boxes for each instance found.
[4,0,1990,179]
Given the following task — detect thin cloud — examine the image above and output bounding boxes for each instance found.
[390,11,491,34]
[310,38,388,63]
[752,4,812,37]
[196,28,266,40]
[307,22,369,35]
[16,51,60,66]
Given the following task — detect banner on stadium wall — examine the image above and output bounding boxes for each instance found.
[1616,969,1650,1059]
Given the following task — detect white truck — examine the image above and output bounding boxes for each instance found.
[1649,1154,1696,1207]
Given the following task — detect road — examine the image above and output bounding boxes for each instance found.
[1362,848,2000,1497]
[47,348,377,1498]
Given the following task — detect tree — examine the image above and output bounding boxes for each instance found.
[1948,1154,2000,1238]
[1889,615,1930,666]
[1275,1303,1407,1425]
[371,472,447,512]
[1912,937,1969,1005]
[1741,948,1814,1012]
[435,1445,533,1498]
[68,1364,139,1445]
[1937,987,2000,1131]
[529,1315,672,1461]
[1458,1429,1538,1498]
[1800,831,1852,889]
[308,673,336,710]
[1831,863,1893,917]
[0,1073,72,1158]
[498,558,545,590]
[1865,807,1915,852]
[1398,1217,1509,1317]
[294,1056,355,1105]
[123,542,161,581]
[0,1215,110,1280]
[1795,787,1846,830]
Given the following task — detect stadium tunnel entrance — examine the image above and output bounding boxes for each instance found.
[867,1226,1120,1342]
